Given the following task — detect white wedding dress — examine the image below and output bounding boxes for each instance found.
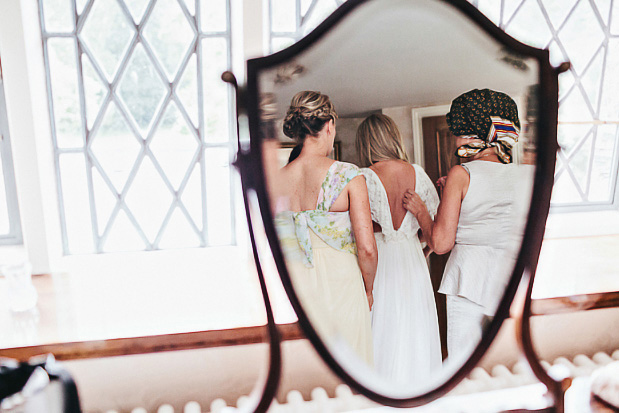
[362,164,442,385]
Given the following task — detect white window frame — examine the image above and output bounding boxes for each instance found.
[38,0,240,255]
[0,73,23,246]
[0,0,269,274]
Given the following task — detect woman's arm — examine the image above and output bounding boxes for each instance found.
[403,192,435,250]
[348,175,378,308]
[404,165,469,254]
[416,226,434,257]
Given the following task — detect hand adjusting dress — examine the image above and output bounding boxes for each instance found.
[277,161,373,366]
[361,164,442,385]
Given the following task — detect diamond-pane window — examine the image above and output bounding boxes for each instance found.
[125,0,150,23]
[82,54,108,130]
[143,0,195,80]
[40,0,235,254]
[269,0,347,53]
[124,156,173,244]
[150,103,199,189]
[176,55,199,127]
[470,0,619,208]
[80,0,135,82]
[556,1,605,75]
[118,44,167,134]
[90,102,142,192]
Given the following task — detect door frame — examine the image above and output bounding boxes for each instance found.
[411,104,451,169]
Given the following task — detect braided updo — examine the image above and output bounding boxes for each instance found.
[282,91,338,141]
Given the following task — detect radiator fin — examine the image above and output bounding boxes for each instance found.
[101,349,619,412]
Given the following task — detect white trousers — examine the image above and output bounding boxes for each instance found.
[446,295,487,362]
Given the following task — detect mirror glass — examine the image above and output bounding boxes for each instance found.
[254,0,540,395]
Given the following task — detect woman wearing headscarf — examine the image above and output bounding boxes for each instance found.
[403,88,521,361]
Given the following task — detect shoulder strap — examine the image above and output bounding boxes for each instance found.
[461,163,471,175]
[414,164,440,218]
[317,162,360,211]
[361,167,393,231]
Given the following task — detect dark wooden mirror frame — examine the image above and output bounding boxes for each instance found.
[228,0,569,411]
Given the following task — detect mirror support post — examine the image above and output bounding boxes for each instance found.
[514,269,571,413]
[513,61,572,413]
[223,71,281,413]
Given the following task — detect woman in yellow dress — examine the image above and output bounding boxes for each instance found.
[276,91,377,365]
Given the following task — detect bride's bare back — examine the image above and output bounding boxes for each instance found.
[369,159,416,231]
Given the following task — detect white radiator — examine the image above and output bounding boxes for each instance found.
[103,349,619,413]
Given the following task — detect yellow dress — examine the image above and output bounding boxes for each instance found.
[277,161,373,366]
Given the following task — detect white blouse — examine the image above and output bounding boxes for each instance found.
[438,160,521,314]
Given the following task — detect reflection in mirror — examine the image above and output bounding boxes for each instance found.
[256,0,539,395]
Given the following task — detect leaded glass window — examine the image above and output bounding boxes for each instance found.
[470,0,619,208]
[39,0,235,254]
[269,0,347,53]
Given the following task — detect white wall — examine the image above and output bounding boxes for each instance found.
[335,117,365,164]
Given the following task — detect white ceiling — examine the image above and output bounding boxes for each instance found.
[259,0,539,118]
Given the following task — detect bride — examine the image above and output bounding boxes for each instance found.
[356,114,441,384]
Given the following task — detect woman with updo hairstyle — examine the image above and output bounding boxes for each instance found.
[355,114,441,385]
[403,88,522,362]
[277,91,377,366]
[283,91,337,141]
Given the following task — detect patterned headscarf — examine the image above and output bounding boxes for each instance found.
[446,89,520,163]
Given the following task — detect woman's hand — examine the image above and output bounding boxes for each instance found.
[404,189,435,251]
[403,189,427,218]
[436,176,447,189]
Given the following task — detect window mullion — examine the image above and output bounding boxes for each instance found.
[122,201,153,248]
[196,0,208,247]
[75,0,95,31]
[583,127,598,201]
[152,201,177,248]
[225,0,235,245]
[173,144,201,198]
[72,0,101,252]
[295,0,302,39]
[300,0,317,27]
[39,24,72,255]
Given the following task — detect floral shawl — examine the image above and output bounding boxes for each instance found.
[276,162,360,268]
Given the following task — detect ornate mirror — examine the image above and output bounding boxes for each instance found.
[233,0,562,407]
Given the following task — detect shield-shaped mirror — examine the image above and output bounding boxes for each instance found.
[238,0,560,405]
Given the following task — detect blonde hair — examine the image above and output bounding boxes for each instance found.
[283,91,338,141]
[356,114,410,167]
